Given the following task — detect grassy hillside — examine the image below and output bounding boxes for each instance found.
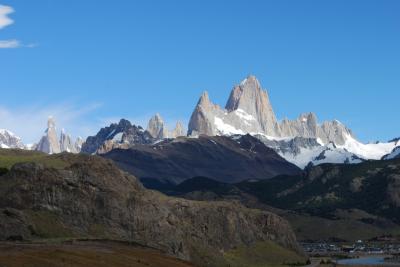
[0,149,67,170]
[0,241,196,267]
[0,149,305,267]
[223,241,307,267]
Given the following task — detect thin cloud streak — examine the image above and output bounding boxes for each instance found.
[0,103,103,144]
[0,39,19,48]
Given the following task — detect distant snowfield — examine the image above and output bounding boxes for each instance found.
[339,134,399,160]
[211,118,400,168]
[279,145,363,169]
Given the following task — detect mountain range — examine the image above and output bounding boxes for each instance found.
[151,157,400,242]
[187,75,399,167]
[0,75,399,169]
[1,75,400,266]
[102,134,301,185]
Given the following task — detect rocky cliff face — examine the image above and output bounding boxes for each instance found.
[74,136,84,153]
[188,91,221,136]
[170,121,185,138]
[36,117,82,154]
[225,76,280,136]
[188,75,355,146]
[36,117,61,154]
[147,114,186,139]
[0,154,301,266]
[81,119,154,154]
[0,129,24,149]
[59,129,78,153]
[147,113,169,139]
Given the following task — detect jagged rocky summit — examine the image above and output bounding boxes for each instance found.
[188,75,352,145]
[81,119,154,154]
[0,129,25,149]
[81,115,185,155]
[188,75,400,166]
[36,117,82,154]
[147,113,185,139]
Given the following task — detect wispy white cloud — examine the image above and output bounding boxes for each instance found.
[0,39,19,48]
[0,39,38,49]
[0,5,36,49]
[0,4,13,29]
[0,103,102,144]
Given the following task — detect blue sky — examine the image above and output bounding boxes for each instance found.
[0,0,399,143]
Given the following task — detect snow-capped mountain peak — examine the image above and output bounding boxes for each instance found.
[0,129,24,149]
[188,75,356,146]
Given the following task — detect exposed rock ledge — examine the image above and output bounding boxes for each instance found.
[0,154,301,266]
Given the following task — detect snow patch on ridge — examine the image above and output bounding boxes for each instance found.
[278,145,362,169]
[214,117,245,135]
[339,133,397,160]
[384,147,400,160]
[112,132,123,142]
[234,109,256,121]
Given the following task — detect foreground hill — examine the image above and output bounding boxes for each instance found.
[0,240,196,267]
[0,149,304,267]
[102,134,301,185]
[156,158,400,242]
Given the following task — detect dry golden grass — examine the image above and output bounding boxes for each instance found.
[0,241,196,267]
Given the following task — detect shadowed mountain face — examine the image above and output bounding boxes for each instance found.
[237,159,400,222]
[153,158,400,242]
[102,134,301,185]
[0,150,303,267]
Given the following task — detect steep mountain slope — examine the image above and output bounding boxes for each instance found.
[147,113,169,139]
[255,135,365,168]
[188,75,354,146]
[187,75,399,167]
[0,150,303,267]
[147,114,185,139]
[255,133,400,168]
[36,117,82,154]
[156,159,400,242]
[81,119,154,154]
[236,159,400,225]
[102,134,301,184]
[0,129,24,149]
[383,140,400,160]
[384,147,400,159]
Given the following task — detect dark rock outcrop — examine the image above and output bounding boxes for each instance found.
[0,154,301,266]
[81,119,154,154]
